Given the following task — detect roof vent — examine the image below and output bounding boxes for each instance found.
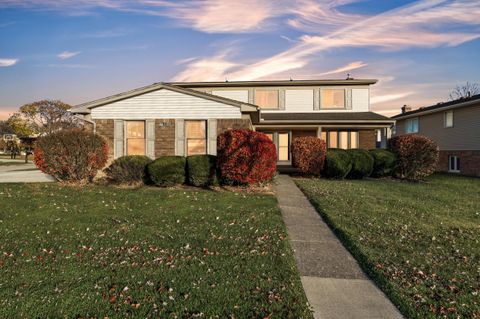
[401,105,412,114]
[346,73,354,80]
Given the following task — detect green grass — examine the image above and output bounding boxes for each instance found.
[0,184,311,318]
[295,174,480,319]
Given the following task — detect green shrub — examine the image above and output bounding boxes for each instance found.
[186,155,217,187]
[369,149,396,177]
[347,149,374,179]
[147,156,186,187]
[322,149,352,179]
[104,155,152,185]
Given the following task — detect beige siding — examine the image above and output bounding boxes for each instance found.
[352,89,369,112]
[211,90,249,103]
[285,89,314,111]
[91,88,242,120]
[395,104,480,150]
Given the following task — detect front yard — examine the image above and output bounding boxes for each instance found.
[296,174,480,318]
[0,184,311,318]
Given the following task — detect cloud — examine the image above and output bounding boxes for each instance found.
[320,61,367,76]
[0,58,18,67]
[81,29,130,38]
[58,51,81,59]
[370,92,414,104]
[172,51,240,82]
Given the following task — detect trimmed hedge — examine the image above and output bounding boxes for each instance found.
[186,155,217,187]
[104,155,152,185]
[33,129,108,183]
[322,149,352,179]
[147,156,186,187]
[217,129,277,185]
[369,149,396,177]
[347,149,374,179]
[291,136,326,176]
[389,134,438,181]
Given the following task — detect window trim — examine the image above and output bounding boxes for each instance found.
[185,120,208,156]
[405,117,419,134]
[254,89,280,109]
[320,89,346,110]
[448,155,460,173]
[444,110,454,128]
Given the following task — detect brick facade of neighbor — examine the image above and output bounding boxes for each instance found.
[155,119,176,157]
[217,119,251,135]
[292,130,317,140]
[94,119,114,158]
[438,150,480,177]
[359,130,376,150]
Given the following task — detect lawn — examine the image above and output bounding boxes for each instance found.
[295,174,480,319]
[0,184,311,318]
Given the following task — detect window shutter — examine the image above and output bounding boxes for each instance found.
[346,89,353,110]
[208,119,217,155]
[114,120,124,159]
[314,88,320,110]
[279,89,286,110]
[175,119,185,156]
[146,119,155,159]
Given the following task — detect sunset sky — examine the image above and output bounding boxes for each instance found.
[1,0,479,119]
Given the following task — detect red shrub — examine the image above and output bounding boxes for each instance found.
[291,137,326,175]
[388,134,439,180]
[217,129,277,184]
[34,129,108,183]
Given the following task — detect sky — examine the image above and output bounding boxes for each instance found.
[0,0,479,119]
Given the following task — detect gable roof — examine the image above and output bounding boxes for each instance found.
[392,94,480,120]
[71,82,259,114]
[168,78,378,88]
[260,112,394,124]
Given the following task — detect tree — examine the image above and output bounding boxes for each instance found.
[6,113,36,137]
[449,82,479,101]
[0,120,15,135]
[18,100,80,135]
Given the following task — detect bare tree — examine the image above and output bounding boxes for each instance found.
[18,100,81,135]
[449,82,480,101]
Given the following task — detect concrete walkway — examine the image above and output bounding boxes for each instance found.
[0,161,55,183]
[274,175,403,319]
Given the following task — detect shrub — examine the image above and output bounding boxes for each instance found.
[369,149,396,177]
[33,129,108,183]
[186,155,217,187]
[217,129,276,185]
[389,134,439,180]
[322,149,352,179]
[147,156,186,187]
[291,137,326,175]
[104,155,152,185]
[347,149,374,179]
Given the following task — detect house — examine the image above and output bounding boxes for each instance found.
[71,79,394,165]
[392,94,480,176]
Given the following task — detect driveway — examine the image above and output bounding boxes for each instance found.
[0,160,55,183]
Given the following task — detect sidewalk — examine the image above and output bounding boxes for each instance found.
[0,162,55,183]
[274,175,403,319]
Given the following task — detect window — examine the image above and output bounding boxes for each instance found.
[126,121,145,155]
[255,90,279,109]
[444,110,453,128]
[325,130,358,149]
[185,120,207,156]
[405,118,419,133]
[448,155,460,172]
[321,89,345,109]
[278,133,290,161]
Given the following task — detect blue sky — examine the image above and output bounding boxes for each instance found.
[0,0,479,119]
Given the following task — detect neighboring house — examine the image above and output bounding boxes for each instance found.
[71,79,394,165]
[392,94,480,176]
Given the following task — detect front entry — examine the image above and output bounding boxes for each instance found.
[263,131,291,164]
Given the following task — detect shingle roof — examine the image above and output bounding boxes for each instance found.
[260,112,394,123]
[392,94,480,119]
[168,78,378,88]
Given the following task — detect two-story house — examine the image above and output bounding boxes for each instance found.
[71,79,394,165]
[392,94,480,176]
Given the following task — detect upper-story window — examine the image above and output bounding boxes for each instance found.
[321,89,345,109]
[405,117,419,133]
[255,90,279,109]
[444,110,453,128]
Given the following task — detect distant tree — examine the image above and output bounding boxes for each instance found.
[18,100,80,135]
[6,113,36,137]
[0,120,15,135]
[449,82,479,101]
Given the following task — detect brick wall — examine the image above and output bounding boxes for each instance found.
[438,150,480,177]
[155,119,175,157]
[217,119,251,135]
[94,119,114,158]
[359,130,376,150]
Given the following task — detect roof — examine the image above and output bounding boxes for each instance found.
[167,78,378,88]
[392,94,480,120]
[260,112,394,123]
[70,82,259,114]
